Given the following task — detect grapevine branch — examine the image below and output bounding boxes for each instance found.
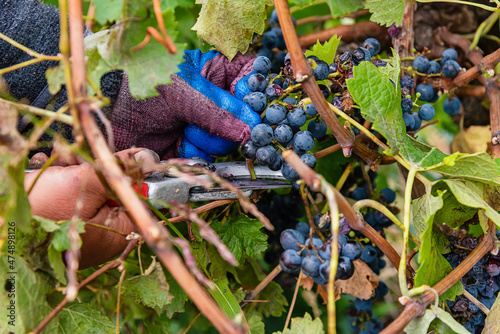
[380,221,496,334]
[275,0,387,169]
[295,9,370,26]
[64,1,243,333]
[488,75,500,158]
[167,199,237,223]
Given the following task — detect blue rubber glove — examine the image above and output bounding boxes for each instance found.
[176,50,261,161]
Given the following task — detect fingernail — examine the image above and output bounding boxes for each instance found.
[134,149,160,164]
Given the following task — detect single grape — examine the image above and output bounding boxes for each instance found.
[269,154,283,171]
[388,23,400,37]
[351,187,368,201]
[287,107,307,127]
[365,319,383,333]
[339,217,351,235]
[313,213,330,231]
[283,96,297,106]
[441,48,458,64]
[281,161,299,181]
[265,83,283,100]
[262,31,278,49]
[355,298,373,312]
[293,131,315,154]
[400,75,414,89]
[241,141,258,160]
[243,92,267,113]
[401,97,414,113]
[403,113,415,130]
[372,59,387,67]
[342,241,362,261]
[313,274,328,285]
[332,96,343,110]
[419,104,435,121]
[265,104,287,125]
[304,103,318,116]
[280,229,305,251]
[442,97,461,115]
[380,188,396,203]
[301,153,317,169]
[256,145,277,166]
[413,55,429,73]
[318,84,330,99]
[308,119,327,138]
[427,60,441,74]
[442,60,461,78]
[486,259,500,277]
[319,261,330,281]
[302,255,322,278]
[295,221,309,236]
[416,83,435,102]
[411,112,422,131]
[257,48,273,60]
[305,237,324,249]
[279,249,302,273]
[247,73,268,92]
[338,51,351,64]
[311,60,329,81]
[253,56,271,74]
[329,62,338,73]
[336,256,355,280]
[251,123,274,147]
[274,124,294,145]
[363,37,381,56]
[361,245,378,263]
[352,47,371,65]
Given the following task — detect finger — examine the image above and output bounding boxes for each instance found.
[28,152,49,169]
[112,148,160,180]
[78,206,135,269]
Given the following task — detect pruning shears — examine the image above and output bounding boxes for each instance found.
[26,159,290,209]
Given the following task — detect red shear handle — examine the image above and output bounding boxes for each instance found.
[105,183,149,207]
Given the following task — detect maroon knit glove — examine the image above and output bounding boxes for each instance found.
[110,53,256,160]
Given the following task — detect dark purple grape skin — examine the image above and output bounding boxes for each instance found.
[441,48,458,64]
[265,104,287,125]
[427,61,441,74]
[380,188,396,203]
[280,249,302,273]
[301,255,322,278]
[308,119,327,138]
[416,84,435,102]
[295,221,309,236]
[413,55,429,73]
[443,97,462,115]
[336,256,355,280]
[241,141,258,160]
[256,145,277,166]
[341,241,362,261]
[388,23,400,37]
[265,83,283,100]
[311,60,329,81]
[403,113,415,130]
[287,107,307,127]
[262,31,278,49]
[351,187,368,201]
[280,229,305,251]
[243,92,267,113]
[304,103,318,116]
[319,261,330,281]
[401,97,414,113]
[362,37,381,56]
[400,75,414,89]
[251,123,274,147]
[442,60,461,78]
[318,84,330,99]
[274,124,294,145]
[361,245,378,263]
[293,131,315,154]
[419,104,435,121]
[338,51,351,64]
[269,154,283,171]
[281,161,299,181]
[300,153,317,169]
[253,56,272,74]
[247,73,268,92]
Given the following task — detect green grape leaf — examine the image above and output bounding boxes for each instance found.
[433,189,477,230]
[290,0,315,7]
[0,256,57,334]
[426,152,500,185]
[211,215,268,263]
[207,244,240,282]
[346,60,405,157]
[405,309,436,334]
[122,261,174,311]
[51,220,85,252]
[378,48,400,86]
[304,35,341,65]
[34,216,60,233]
[164,272,189,318]
[93,0,124,25]
[444,179,500,231]
[365,0,406,26]
[2,161,31,233]
[160,0,194,9]
[413,191,464,301]
[209,280,245,320]
[192,0,270,60]
[257,281,288,318]
[484,293,500,333]
[273,312,325,334]
[58,303,115,334]
[326,0,365,18]
[405,136,448,168]
[311,139,353,187]
[48,244,67,285]
[247,312,266,334]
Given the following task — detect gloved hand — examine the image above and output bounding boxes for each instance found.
[111,50,262,162]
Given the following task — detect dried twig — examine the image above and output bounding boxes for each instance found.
[487,76,500,158]
[241,265,282,308]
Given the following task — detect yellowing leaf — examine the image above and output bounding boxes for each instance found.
[304,35,341,65]
[192,0,270,60]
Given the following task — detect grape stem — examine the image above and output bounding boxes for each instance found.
[487,75,500,158]
[325,182,340,334]
[398,166,417,296]
[283,270,303,331]
[241,265,282,308]
[353,199,421,247]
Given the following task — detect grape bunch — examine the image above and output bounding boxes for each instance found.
[444,234,500,333]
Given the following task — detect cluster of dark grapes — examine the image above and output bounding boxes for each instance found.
[444,234,500,333]
[399,47,464,131]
